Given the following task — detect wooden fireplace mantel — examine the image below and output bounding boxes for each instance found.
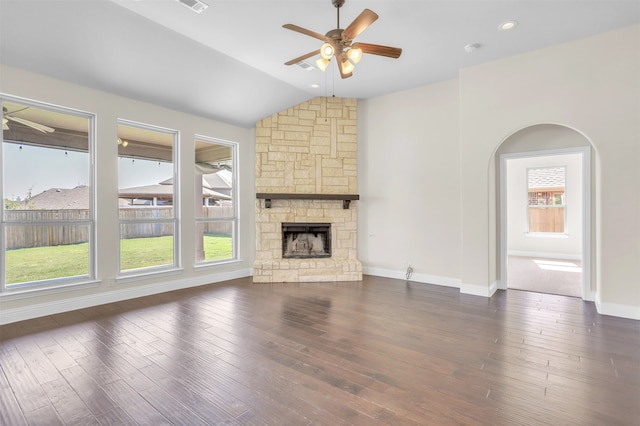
[256,193,360,209]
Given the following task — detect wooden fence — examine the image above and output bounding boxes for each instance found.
[528,207,565,233]
[4,206,233,249]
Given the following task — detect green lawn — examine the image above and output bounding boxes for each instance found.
[5,234,232,285]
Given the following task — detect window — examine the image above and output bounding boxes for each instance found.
[195,136,237,264]
[1,96,95,290]
[527,166,566,233]
[117,120,179,274]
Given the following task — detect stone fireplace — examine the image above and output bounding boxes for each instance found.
[253,97,362,283]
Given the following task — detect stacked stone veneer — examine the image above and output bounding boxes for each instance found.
[253,97,362,283]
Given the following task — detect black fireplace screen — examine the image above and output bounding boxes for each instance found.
[282,222,331,258]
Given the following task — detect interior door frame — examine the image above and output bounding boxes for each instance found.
[499,146,592,301]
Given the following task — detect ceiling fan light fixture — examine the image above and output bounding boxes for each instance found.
[320,42,335,59]
[341,56,355,74]
[347,46,362,64]
[316,57,331,71]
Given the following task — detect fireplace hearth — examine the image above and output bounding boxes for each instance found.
[282,222,331,259]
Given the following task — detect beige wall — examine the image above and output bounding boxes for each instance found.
[358,79,462,287]
[0,65,256,323]
[360,25,640,318]
[460,25,639,317]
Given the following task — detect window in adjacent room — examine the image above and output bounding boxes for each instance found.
[194,136,237,265]
[527,166,566,234]
[1,96,95,291]
[117,120,179,274]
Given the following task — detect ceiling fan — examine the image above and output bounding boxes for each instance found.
[3,106,55,133]
[283,0,402,79]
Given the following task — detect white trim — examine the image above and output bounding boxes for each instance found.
[580,146,592,301]
[193,134,240,263]
[194,258,244,270]
[499,146,591,300]
[507,250,582,261]
[116,119,180,273]
[1,94,98,292]
[0,268,252,325]
[524,232,569,239]
[460,281,498,297]
[116,267,184,284]
[363,266,461,288]
[595,296,640,320]
[0,280,101,302]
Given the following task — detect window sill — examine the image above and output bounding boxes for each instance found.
[194,258,242,270]
[117,267,184,284]
[0,279,101,302]
[526,232,569,239]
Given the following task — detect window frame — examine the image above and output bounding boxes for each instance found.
[1,94,96,293]
[194,135,238,266]
[116,119,181,278]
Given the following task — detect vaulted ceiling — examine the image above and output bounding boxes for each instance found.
[1,0,638,128]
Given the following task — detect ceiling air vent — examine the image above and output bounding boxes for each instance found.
[296,61,315,71]
[176,0,209,13]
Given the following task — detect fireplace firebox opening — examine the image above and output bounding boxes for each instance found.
[282,222,331,259]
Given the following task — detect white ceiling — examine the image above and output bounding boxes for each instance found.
[1,0,638,128]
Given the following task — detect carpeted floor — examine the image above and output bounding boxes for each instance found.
[507,255,583,297]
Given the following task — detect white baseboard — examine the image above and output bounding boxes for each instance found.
[0,269,252,325]
[595,296,640,320]
[363,266,461,288]
[363,266,501,298]
[584,290,596,302]
[508,250,582,261]
[460,281,498,298]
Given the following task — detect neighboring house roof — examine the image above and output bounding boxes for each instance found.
[528,167,565,189]
[23,173,232,209]
[25,185,91,209]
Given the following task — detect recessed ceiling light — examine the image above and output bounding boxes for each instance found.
[499,21,518,31]
[311,84,320,89]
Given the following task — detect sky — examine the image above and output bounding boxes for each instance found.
[2,143,173,201]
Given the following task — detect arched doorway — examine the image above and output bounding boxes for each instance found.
[497,124,593,300]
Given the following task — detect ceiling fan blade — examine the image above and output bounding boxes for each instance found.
[285,49,321,66]
[353,42,402,59]
[282,24,327,42]
[342,9,378,40]
[6,116,55,133]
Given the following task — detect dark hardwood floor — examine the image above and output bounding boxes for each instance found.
[1,276,639,425]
